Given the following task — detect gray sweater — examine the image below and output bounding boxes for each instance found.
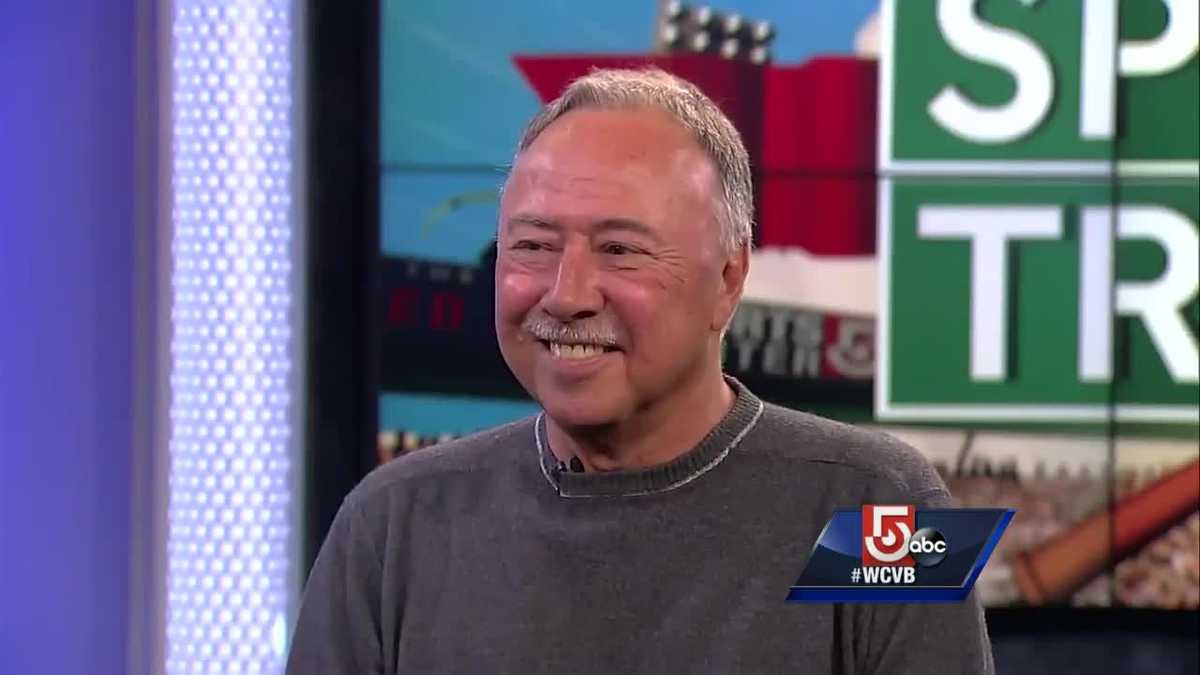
[288,380,993,674]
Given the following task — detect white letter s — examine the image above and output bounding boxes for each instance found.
[928,0,1054,144]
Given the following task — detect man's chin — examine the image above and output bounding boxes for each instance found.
[537,391,628,430]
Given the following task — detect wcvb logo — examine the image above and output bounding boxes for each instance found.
[861,504,914,566]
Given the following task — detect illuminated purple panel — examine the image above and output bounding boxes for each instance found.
[0,2,136,674]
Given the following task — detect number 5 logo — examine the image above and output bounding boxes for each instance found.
[862,505,915,566]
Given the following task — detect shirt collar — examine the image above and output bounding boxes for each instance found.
[535,376,764,498]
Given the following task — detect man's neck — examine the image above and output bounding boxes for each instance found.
[544,366,735,472]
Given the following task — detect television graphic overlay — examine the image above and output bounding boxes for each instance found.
[788,505,1014,602]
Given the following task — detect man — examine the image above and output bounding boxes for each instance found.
[288,68,993,674]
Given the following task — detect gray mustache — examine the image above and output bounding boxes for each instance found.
[522,313,620,346]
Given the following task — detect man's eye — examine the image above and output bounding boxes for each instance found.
[601,243,638,255]
[512,240,547,251]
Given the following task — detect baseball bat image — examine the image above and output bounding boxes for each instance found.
[1011,458,1200,605]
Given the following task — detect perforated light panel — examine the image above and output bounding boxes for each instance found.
[166,1,301,672]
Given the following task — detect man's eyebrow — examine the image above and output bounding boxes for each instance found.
[593,218,660,242]
[506,214,558,230]
[505,215,661,242]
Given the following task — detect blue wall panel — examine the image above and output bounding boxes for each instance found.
[0,2,137,673]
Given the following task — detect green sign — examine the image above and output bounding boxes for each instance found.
[879,0,1199,423]
[881,0,1199,174]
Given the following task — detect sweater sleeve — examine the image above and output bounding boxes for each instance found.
[286,497,385,675]
[849,437,996,675]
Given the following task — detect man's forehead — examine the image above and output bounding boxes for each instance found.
[500,171,656,235]
[506,155,632,200]
[506,109,719,206]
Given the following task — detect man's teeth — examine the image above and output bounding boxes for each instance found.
[548,342,606,359]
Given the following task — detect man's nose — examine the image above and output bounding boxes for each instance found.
[542,243,602,320]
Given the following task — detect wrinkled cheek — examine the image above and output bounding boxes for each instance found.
[495,269,545,362]
[613,285,704,385]
[497,270,553,397]
[495,269,543,321]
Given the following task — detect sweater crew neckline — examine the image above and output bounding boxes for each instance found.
[535,377,765,498]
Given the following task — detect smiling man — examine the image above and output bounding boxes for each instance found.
[288,69,994,674]
[495,95,747,473]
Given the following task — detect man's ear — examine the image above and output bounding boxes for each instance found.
[711,244,750,332]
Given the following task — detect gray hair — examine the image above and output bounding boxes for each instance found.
[510,67,753,254]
